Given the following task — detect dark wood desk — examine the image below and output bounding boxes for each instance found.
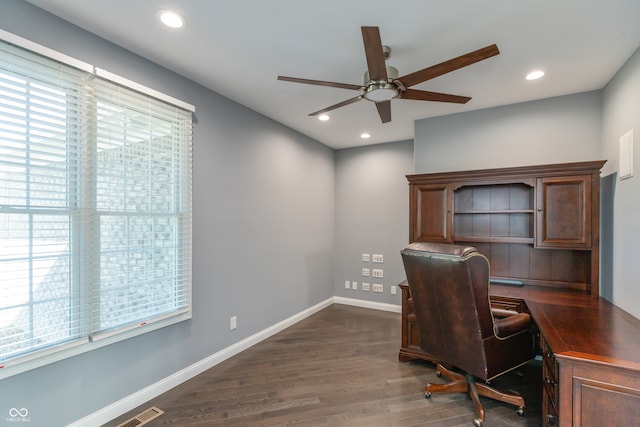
[399,282,640,426]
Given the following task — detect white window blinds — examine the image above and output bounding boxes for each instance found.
[0,33,193,375]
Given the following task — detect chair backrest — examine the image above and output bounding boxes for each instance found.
[401,242,494,378]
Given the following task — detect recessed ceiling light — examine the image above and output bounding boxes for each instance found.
[157,10,185,29]
[526,70,545,80]
[360,133,371,139]
[318,114,330,121]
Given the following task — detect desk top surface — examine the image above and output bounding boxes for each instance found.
[491,284,640,371]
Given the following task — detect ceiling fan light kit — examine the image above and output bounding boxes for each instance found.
[363,64,400,102]
[364,83,398,102]
[277,26,499,124]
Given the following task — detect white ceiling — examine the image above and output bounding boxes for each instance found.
[25,0,640,149]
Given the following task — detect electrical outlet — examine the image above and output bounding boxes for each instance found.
[390,285,397,295]
[372,268,383,278]
[372,254,384,263]
[351,281,358,290]
[230,316,237,330]
[362,282,370,291]
[362,253,370,262]
[372,284,383,293]
[362,268,370,276]
[345,280,350,289]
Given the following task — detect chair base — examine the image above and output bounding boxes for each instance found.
[424,364,525,426]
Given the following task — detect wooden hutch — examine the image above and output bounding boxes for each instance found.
[398,160,640,426]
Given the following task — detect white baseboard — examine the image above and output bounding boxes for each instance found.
[68,296,400,426]
[334,296,401,313]
[68,297,335,427]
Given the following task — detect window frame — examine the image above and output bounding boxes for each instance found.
[0,29,194,379]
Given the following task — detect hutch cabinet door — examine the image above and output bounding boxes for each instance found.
[410,183,452,243]
[536,176,592,249]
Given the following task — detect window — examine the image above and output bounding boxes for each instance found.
[0,32,193,377]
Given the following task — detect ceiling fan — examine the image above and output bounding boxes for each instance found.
[277,26,499,123]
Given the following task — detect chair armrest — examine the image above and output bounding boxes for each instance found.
[491,307,518,318]
[493,312,531,339]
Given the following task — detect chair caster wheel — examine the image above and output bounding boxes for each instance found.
[516,406,525,417]
[473,418,483,426]
[424,391,431,399]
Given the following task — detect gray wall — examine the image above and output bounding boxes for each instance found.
[414,91,603,173]
[0,2,335,426]
[334,140,414,304]
[601,47,640,318]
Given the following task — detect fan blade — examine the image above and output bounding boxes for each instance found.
[400,89,471,104]
[375,101,391,123]
[361,26,388,81]
[308,95,363,116]
[397,44,499,88]
[278,76,362,91]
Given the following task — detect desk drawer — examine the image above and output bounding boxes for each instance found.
[541,338,558,384]
[544,392,558,427]
[541,336,558,426]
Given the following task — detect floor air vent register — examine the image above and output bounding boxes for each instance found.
[115,406,164,427]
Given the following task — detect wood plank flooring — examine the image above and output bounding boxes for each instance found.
[104,304,542,426]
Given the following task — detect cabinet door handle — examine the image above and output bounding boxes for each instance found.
[545,376,556,386]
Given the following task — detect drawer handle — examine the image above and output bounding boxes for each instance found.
[545,376,556,386]
[545,349,553,359]
[547,414,557,426]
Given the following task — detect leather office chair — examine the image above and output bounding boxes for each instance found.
[401,242,535,427]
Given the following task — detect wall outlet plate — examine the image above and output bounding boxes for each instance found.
[372,269,383,278]
[372,254,384,263]
[372,284,383,293]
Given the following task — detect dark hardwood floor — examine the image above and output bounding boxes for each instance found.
[104,304,541,426]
